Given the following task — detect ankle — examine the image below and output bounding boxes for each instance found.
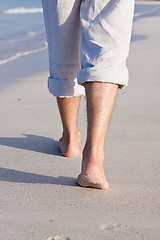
[59,130,80,157]
[82,142,104,170]
[62,129,80,143]
[83,143,104,159]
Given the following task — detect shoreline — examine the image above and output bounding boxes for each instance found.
[0,48,48,91]
[1,1,160,92]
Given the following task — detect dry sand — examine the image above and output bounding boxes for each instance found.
[0,2,160,240]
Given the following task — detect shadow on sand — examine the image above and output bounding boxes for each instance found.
[0,133,62,156]
[0,134,79,187]
[0,167,78,187]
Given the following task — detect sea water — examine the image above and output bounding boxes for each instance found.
[0,1,160,67]
[0,0,46,66]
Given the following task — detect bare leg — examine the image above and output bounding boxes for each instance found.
[57,96,81,157]
[77,82,118,190]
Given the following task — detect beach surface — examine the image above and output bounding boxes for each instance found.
[0,2,160,240]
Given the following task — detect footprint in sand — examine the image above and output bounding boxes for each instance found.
[101,223,122,231]
[47,235,71,240]
[101,223,143,239]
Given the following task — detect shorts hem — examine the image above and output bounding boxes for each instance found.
[77,66,129,89]
[48,76,85,98]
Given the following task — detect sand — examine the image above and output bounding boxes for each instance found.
[0,2,160,240]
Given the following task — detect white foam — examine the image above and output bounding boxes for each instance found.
[0,44,47,66]
[134,8,160,18]
[5,7,43,14]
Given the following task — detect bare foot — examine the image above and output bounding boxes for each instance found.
[58,132,81,158]
[77,174,108,190]
[77,148,109,190]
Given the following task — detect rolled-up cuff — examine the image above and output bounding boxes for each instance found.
[77,64,129,89]
[48,77,85,98]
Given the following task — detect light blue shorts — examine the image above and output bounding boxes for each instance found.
[42,0,135,98]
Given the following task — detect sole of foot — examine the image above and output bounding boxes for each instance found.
[76,174,109,190]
